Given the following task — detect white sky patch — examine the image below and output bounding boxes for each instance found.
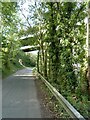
[18,2,28,20]
[22,2,28,9]
[17,1,35,27]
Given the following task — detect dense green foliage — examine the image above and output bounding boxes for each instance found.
[1,2,20,77]
[31,2,89,117]
[1,2,36,78]
[18,52,36,67]
[1,1,89,118]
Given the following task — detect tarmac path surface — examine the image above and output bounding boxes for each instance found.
[2,68,41,118]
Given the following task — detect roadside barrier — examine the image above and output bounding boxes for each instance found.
[37,72,86,120]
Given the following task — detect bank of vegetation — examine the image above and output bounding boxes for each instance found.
[1,1,90,117]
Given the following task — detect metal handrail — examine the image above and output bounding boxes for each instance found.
[37,72,86,120]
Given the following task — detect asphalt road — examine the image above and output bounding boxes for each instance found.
[2,68,41,118]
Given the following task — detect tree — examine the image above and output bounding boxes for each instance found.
[1,2,23,77]
[87,0,90,100]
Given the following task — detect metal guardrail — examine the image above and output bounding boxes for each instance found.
[37,72,86,120]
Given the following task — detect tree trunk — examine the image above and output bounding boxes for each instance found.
[37,50,40,73]
[44,46,47,79]
[39,51,43,74]
[87,1,90,100]
[48,53,51,80]
[40,41,44,76]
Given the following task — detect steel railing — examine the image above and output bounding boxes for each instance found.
[37,72,86,120]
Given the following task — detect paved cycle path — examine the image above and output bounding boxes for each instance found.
[2,68,41,118]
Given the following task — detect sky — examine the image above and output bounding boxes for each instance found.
[18,1,35,27]
[18,1,38,55]
[18,1,88,55]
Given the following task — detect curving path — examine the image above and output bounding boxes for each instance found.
[2,68,41,118]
